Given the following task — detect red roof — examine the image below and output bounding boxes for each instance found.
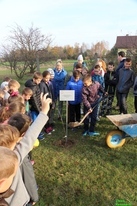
[115,35,137,48]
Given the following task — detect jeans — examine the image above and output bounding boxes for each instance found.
[118,92,128,114]
[83,101,98,132]
[30,111,44,139]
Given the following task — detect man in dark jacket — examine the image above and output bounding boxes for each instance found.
[117,58,135,114]
[115,51,126,109]
[116,51,126,75]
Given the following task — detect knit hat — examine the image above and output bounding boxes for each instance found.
[47,68,55,78]
[1,81,9,90]
[77,54,83,62]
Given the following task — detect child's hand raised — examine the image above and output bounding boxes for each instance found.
[40,93,52,114]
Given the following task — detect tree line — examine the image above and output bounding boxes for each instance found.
[0,24,136,78]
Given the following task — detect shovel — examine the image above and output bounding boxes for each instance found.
[68,95,107,128]
[68,110,91,128]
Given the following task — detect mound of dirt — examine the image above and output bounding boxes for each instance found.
[54,139,75,148]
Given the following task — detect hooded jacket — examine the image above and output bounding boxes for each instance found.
[66,76,83,105]
[52,68,67,99]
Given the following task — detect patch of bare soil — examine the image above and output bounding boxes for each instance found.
[54,139,76,148]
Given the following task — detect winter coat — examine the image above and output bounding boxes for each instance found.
[64,67,88,87]
[66,76,83,105]
[92,74,105,88]
[104,71,117,94]
[117,68,135,94]
[25,79,41,112]
[39,80,52,99]
[52,68,67,99]
[82,81,105,110]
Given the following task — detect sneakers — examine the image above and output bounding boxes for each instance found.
[38,132,45,140]
[82,130,88,136]
[82,131,100,136]
[45,127,52,135]
[88,132,100,136]
[45,126,55,134]
[50,127,55,132]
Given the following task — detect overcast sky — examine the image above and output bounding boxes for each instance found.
[0,0,137,49]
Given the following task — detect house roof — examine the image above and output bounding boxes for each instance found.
[115,35,137,49]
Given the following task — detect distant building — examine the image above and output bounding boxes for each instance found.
[115,35,137,56]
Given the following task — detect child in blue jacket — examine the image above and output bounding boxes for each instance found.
[52,59,67,120]
[66,70,83,123]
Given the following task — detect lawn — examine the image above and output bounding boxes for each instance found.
[0,62,136,206]
[32,95,137,206]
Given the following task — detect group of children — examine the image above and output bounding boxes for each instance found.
[66,56,136,136]
[0,62,69,205]
[0,54,137,205]
[0,93,51,206]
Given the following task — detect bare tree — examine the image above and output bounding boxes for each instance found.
[1,24,52,78]
[90,41,109,58]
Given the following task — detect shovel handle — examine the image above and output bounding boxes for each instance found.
[79,103,99,125]
[79,111,91,125]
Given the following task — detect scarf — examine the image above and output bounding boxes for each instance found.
[10,91,19,97]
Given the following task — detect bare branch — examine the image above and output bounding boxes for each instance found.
[1,24,53,77]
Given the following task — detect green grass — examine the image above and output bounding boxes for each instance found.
[32,101,137,206]
[0,68,15,79]
[0,61,136,206]
[0,59,75,86]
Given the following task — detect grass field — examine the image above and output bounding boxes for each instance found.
[0,62,137,206]
[32,95,137,206]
